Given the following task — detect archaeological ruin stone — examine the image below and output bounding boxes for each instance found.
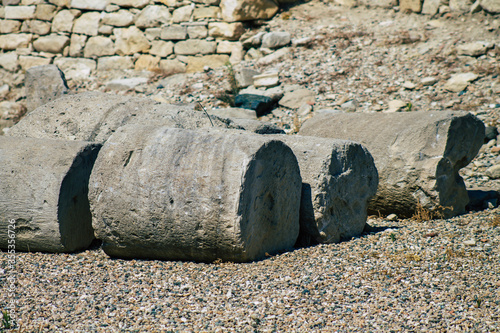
[7,91,245,143]
[89,125,302,262]
[270,135,378,246]
[0,136,100,253]
[25,64,69,112]
[299,111,485,218]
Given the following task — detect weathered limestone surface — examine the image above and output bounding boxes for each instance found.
[6,92,243,143]
[89,125,302,262]
[25,64,69,112]
[0,136,101,253]
[300,111,485,218]
[271,135,378,245]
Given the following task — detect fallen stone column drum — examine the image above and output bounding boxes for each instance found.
[299,111,485,218]
[272,135,378,246]
[89,125,302,262]
[0,137,101,252]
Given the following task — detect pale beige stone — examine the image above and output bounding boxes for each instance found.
[98,25,113,35]
[186,54,229,72]
[229,42,244,64]
[220,0,279,22]
[18,55,51,70]
[51,10,78,33]
[481,0,500,13]
[134,54,160,70]
[73,12,100,36]
[187,25,208,39]
[174,40,216,55]
[5,5,36,20]
[159,59,186,74]
[33,34,69,53]
[114,26,151,55]
[172,5,193,23]
[84,36,115,58]
[145,28,162,41]
[21,20,51,35]
[135,5,171,28]
[0,33,32,50]
[149,40,174,57]
[208,22,245,41]
[70,0,107,10]
[400,0,423,12]
[0,52,19,71]
[69,34,87,57]
[97,55,134,70]
[110,0,150,8]
[160,25,188,40]
[101,10,135,27]
[0,20,21,33]
[53,57,96,80]
[216,40,235,54]
[34,4,57,21]
[48,0,70,6]
[193,6,220,19]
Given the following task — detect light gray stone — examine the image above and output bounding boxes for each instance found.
[208,107,257,119]
[279,88,315,109]
[89,125,301,262]
[114,26,151,55]
[208,22,245,41]
[33,34,69,53]
[261,31,291,49]
[220,0,279,22]
[101,10,135,27]
[51,9,77,33]
[160,25,188,40]
[481,0,500,13]
[253,71,279,88]
[443,72,479,92]
[135,5,171,28]
[193,6,220,19]
[25,64,69,112]
[0,52,17,71]
[0,137,100,253]
[69,34,86,57]
[457,41,493,57]
[422,0,442,14]
[110,0,149,8]
[34,3,56,21]
[0,33,32,50]
[105,77,149,91]
[449,0,473,12]
[235,67,260,88]
[299,111,485,218]
[6,91,240,143]
[20,19,51,35]
[149,40,174,57]
[72,12,100,36]
[71,0,107,10]
[145,27,162,40]
[84,36,115,58]
[172,5,193,23]
[4,5,35,19]
[97,56,133,70]
[486,164,500,179]
[0,19,21,33]
[187,25,208,39]
[174,40,217,55]
[256,47,290,65]
[53,57,96,81]
[270,135,378,246]
[159,59,187,74]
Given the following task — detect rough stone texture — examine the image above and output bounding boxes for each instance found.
[299,111,485,218]
[33,34,69,53]
[135,5,171,29]
[114,26,151,55]
[235,94,274,116]
[208,22,245,41]
[4,5,35,20]
[449,0,473,12]
[71,0,107,10]
[111,0,150,8]
[187,25,208,39]
[25,64,69,112]
[400,0,423,12]
[172,5,193,22]
[226,118,285,134]
[84,36,115,58]
[193,6,220,19]
[18,55,51,70]
[159,59,187,74]
[0,33,32,50]
[53,57,96,81]
[443,72,479,92]
[89,125,301,262]
[149,40,174,57]
[208,107,257,119]
[185,54,229,72]
[21,19,51,35]
[0,136,100,253]
[72,12,100,36]
[69,34,86,57]
[160,25,188,40]
[422,0,441,15]
[270,135,378,246]
[261,31,291,49]
[481,0,500,13]
[7,91,242,143]
[220,0,279,22]
[457,41,492,57]
[101,10,135,27]
[51,9,77,33]
[34,4,57,21]
[174,40,217,55]
[0,19,22,33]
[278,88,315,109]
[134,54,160,70]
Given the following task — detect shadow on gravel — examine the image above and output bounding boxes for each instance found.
[466,189,500,212]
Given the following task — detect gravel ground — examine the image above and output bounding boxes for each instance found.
[1,1,500,332]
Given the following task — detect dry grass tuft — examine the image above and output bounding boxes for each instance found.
[411,202,452,222]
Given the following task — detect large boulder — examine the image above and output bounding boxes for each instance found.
[7,92,244,143]
[25,64,69,112]
[89,125,302,262]
[299,111,485,218]
[0,137,100,253]
[272,135,378,246]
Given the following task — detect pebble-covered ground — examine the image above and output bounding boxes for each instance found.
[1,1,500,331]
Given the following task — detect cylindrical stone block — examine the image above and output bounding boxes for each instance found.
[0,137,101,252]
[89,125,302,262]
[272,135,378,246]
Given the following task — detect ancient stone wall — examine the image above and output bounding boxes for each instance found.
[0,0,281,75]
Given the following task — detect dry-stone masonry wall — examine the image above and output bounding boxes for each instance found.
[1,0,498,76]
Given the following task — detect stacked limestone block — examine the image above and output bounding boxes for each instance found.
[0,0,281,75]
